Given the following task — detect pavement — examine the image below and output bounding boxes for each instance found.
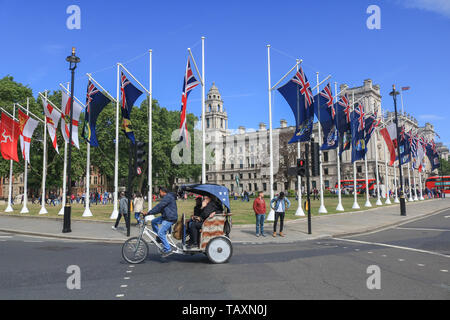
[0,198,449,244]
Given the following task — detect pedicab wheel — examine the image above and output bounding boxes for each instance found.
[122,237,149,264]
[205,236,232,264]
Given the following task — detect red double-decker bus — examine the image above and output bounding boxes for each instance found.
[425,176,450,194]
[336,179,377,194]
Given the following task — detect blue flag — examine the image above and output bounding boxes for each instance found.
[397,126,411,165]
[277,67,315,144]
[336,94,352,155]
[314,84,338,150]
[364,112,380,145]
[351,104,367,163]
[120,72,143,144]
[426,140,440,171]
[83,81,111,147]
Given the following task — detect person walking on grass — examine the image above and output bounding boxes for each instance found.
[270,192,291,237]
[253,191,267,237]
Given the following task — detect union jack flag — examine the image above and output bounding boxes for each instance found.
[86,81,99,114]
[338,95,351,123]
[292,67,314,110]
[320,83,335,119]
[400,125,406,142]
[365,112,380,141]
[179,58,200,145]
[354,104,365,132]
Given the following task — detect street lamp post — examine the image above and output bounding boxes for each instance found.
[63,47,80,233]
[390,85,406,216]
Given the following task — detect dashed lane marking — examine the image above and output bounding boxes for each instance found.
[395,227,450,232]
[398,259,405,262]
[417,264,425,267]
[121,285,128,288]
[332,237,450,259]
[116,294,125,298]
[124,277,130,280]
[441,270,448,273]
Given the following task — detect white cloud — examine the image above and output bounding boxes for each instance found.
[418,114,445,121]
[396,0,450,18]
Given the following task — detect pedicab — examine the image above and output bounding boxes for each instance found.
[122,184,233,264]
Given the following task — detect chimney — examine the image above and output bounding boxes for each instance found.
[259,122,267,131]
[364,79,373,88]
[280,119,287,128]
[238,126,246,134]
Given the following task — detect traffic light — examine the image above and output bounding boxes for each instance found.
[297,158,307,177]
[135,141,146,176]
[311,142,320,177]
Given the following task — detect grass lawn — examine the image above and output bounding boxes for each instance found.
[0,195,403,225]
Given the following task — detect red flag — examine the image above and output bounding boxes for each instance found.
[0,112,20,162]
[401,86,410,91]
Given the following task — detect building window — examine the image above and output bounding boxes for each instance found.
[274,183,277,191]
[357,166,362,173]
[325,180,330,188]
[263,183,267,191]
[230,174,234,180]
[207,119,210,128]
[231,184,234,192]
[248,184,252,191]
[324,152,329,162]
[324,168,329,175]
[254,183,258,191]
[239,174,243,179]
[222,175,225,181]
[248,173,251,179]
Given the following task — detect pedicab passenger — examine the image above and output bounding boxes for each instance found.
[186,195,223,249]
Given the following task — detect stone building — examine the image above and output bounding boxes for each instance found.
[204,80,444,195]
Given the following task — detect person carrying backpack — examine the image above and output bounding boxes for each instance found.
[270,192,291,237]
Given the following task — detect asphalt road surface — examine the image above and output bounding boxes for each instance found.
[0,209,449,300]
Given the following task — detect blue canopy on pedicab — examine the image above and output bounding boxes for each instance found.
[179,184,231,211]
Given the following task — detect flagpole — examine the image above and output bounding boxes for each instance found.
[413,167,419,201]
[393,161,399,203]
[267,45,275,222]
[362,97,371,207]
[351,91,360,209]
[19,100,30,214]
[39,92,48,215]
[373,100,382,206]
[201,37,206,184]
[335,82,344,211]
[407,162,414,201]
[110,63,120,220]
[148,49,153,212]
[418,169,425,200]
[382,108,392,205]
[58,83,70,216]
[316,72,327,214]
[295,60,305,217]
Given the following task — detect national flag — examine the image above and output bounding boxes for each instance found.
[398,126,411,165]
[380,122,397,165]
[426,139,440,171]
[42,99,61,154]
[82,81,111,147]
[314,83,338,150]
[336,94,352,155]
[179,58,200,145]
[120,72,143,144]
[61,90,84,149]
[277,66,315,144]
[364,112,381,145]
[401,87,410,91]
[351,104,366,163]
[0,112,20,162]
[18,109,39,163]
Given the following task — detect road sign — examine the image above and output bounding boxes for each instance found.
[137,167,142,176]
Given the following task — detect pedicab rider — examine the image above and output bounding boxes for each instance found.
[142,187,178,257]
[186,195,223,249]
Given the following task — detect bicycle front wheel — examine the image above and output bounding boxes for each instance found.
[122,237,149,264]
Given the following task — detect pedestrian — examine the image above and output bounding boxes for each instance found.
[112,192,129,230]
[253,191,267,237]
[270,192,291,237]
[133,192,144,225]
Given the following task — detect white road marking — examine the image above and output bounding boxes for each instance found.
[381,255,387,257]
[23,240,43,243]
[126,270,132,273]
[396,227,450,232]
[368,251,373,254]
[417,264,425,267]
[0,236,12,238]
[444,216,450,218]
[116,294,125,298]
[124,277,130,280]
[398,259,405,262]
[354,249,360,251]
[121,285,128,288]
[441,270,448,273]
[332,237,450,259]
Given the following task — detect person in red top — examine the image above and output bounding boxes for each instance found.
[253,191,267,237]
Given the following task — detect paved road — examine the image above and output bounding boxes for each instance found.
[0,208,448,300]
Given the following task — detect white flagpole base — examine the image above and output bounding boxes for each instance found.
[266,209,275,222]
[39,206,48,215]
[82,207,93,217]
[5,205,14,213]
[408,197,414,202]
[376,199,383,206]
[20,206,29,214]
[364,200,372,207]
[58,207,64,216]
[413,196,418,201]
[394,197,400,203]
[419,196,424,201]
[295,206,305,217]
[385,198,392,205]
[352,202,360,209]
[318,205,327,214]
[336,203,344,211]
[110,209,119,220]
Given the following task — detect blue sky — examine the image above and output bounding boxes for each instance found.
[1,0,449,144]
